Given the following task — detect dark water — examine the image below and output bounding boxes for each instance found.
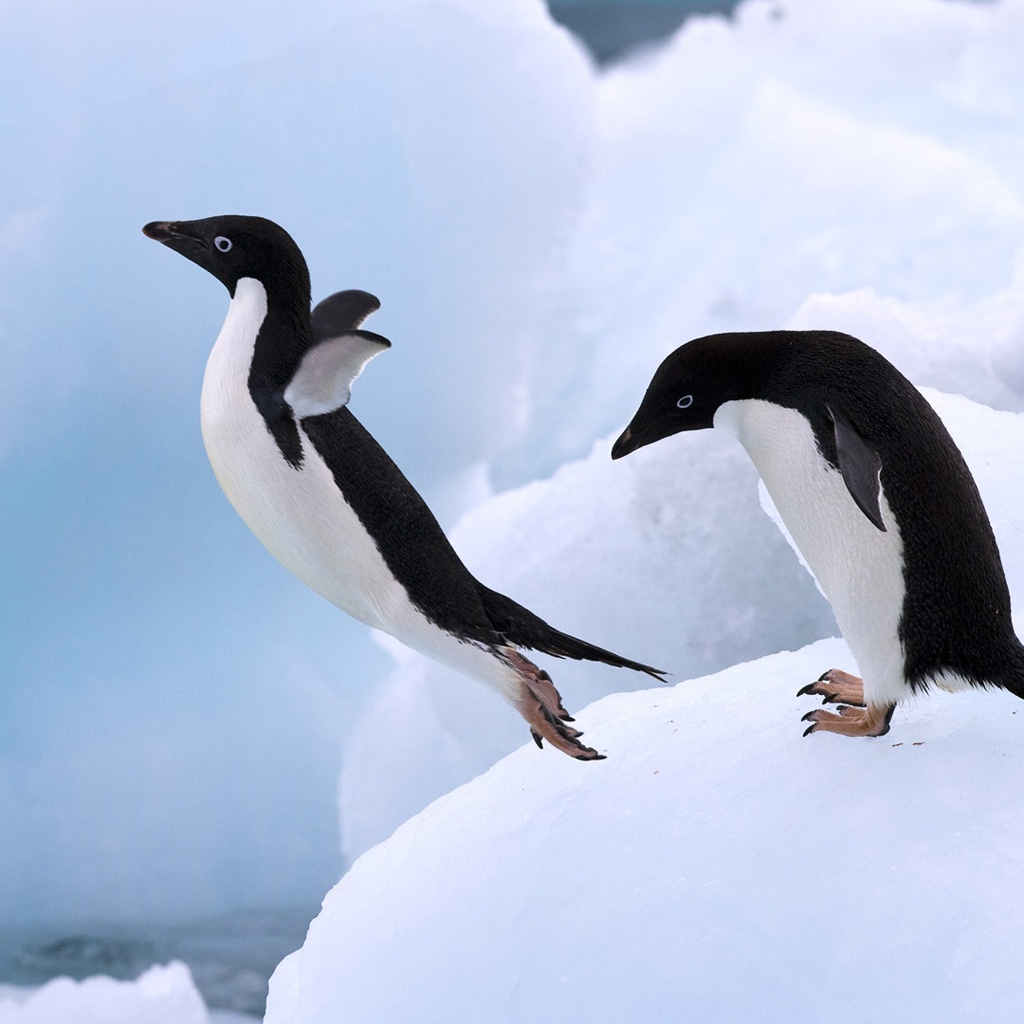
[0,907,315,1017]
[547,0,741,65]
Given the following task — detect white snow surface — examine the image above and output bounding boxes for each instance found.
[267,390,1024,1024]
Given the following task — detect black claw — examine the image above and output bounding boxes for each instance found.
[802,723,816,738]
[800,710,818,723]
[531,729,544,749]
[560,713,576,723]
[817,670,831,681]
[796,683,815,697]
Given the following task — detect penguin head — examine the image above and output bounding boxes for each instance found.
[143,215,309,299]
[612,333,780,459]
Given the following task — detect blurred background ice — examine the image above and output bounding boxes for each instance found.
[2,0,1022,1017]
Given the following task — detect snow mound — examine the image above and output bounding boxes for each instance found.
[270,637,1024,1024]
[0,962,206,1024]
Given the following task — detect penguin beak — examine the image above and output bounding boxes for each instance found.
[611,426,639,460]
[142,220,205,254]
[142,221,175,243]
[612,408,693,458]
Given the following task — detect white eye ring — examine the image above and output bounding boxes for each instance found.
[214,236,232,253]
[676,395,693,409]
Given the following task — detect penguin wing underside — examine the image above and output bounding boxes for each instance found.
[284,327,391,419]
[827,403,886,532]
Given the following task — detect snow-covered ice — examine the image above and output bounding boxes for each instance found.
[271,647,1024,1023]
[0,963,206,1024]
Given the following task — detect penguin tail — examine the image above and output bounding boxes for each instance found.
[1002,680,1024,701]
[957,641,1024,701]
[995,648,1024,701]
[477,585,667,681]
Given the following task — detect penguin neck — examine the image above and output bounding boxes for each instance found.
[209,276,310,469]
[243,270,312,390]
[255,274,314,469]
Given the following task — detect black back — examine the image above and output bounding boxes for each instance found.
[302,406,502,641]
[300,408,662,676]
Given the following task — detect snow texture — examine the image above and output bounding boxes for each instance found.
[273,635,1024,1023]
[268,388,1024,1023]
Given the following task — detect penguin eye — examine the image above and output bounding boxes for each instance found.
[676,395,694,409]
[214,236,233,253]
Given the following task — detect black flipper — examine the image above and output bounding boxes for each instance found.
[477,585,667,680]
[311,289,382,340]
[827,403,887,532]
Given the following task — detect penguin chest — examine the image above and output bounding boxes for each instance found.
[715,399,908,704]
[198,279,407,630]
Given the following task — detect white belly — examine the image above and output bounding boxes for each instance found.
[198,279,523,701]
[715,399,908,705]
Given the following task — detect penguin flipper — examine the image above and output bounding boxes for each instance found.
[827,403,886,532]
[285,327,391,419]
[311,289,382,338]
[477,585,667,680]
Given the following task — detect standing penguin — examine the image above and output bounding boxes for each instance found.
[612,329,1024,737]
[144,215,663,760]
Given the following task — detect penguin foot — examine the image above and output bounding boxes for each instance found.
[801,701,896,738]
[503,648,606,761]
[797,668,867,707]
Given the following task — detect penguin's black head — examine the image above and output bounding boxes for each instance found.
[612,333,787,459]
[143,215,309,299]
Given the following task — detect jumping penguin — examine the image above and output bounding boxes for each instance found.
[144,215,664,759]
[612,329,1024,738]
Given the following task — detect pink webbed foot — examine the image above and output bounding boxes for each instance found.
[799,669,895,738]
[503,648,606,761]
[797,667,867,707]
